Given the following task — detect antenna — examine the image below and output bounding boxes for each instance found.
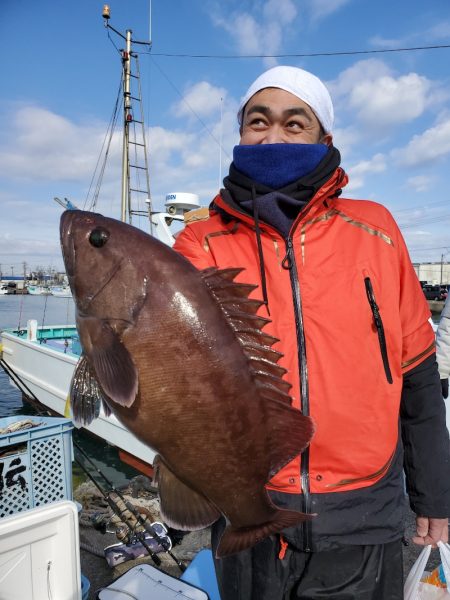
[149,0,152,46]
[219,96,223,191]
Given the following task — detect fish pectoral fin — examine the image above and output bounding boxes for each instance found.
[154,455,220,531]
[70,354,107,425]
[85,320,138,408]
[216,509,313,558]
[267,401,315,479]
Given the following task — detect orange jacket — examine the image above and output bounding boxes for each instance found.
[173,168,435,497]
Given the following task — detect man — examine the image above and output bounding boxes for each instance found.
[436,292,450,400]
[173,66,450,599]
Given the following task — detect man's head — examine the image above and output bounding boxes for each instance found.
[237,66,333,146]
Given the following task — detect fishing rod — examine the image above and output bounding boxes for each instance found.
[74,441,186,572]
[74,445,165,569]
[0,357,186,571]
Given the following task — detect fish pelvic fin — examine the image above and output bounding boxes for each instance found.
[216,509,314,558]
[154,455,221,531]
[70,354,111,425]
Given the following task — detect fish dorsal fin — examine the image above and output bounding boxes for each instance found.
[266,401,315,478]
[201,267,291,405]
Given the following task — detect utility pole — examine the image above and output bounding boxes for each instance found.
[23,262,27,290]
[10,266,14,278]
[441,253,444,285]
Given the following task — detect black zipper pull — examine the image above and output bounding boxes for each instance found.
[282,238,294,270]
[364,277,393,384]
[365,278,383,329]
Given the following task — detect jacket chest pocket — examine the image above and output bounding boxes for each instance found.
[364,276,393,384]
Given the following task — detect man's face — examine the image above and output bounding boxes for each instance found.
[240,87,332,146]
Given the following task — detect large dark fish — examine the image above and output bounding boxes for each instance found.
[60,209,314,557]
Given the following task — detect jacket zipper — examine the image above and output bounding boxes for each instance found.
[283,237,312,552]
[364,277,393,384]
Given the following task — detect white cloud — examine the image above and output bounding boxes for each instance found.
[173,81,227,120]
[308,0,352,22]
[211,0,298,62]
[0,106,111,182]
[405,175,434,193]
[369,35,402,49]
[392,118,450,167]
[331,126,361,158]
[425,21,450,41]
[328,59,444,131]
[328,59,391,101]
[345,153,386,192]
[350,73,431,125]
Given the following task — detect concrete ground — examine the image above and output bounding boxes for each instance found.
[79,507,442,599]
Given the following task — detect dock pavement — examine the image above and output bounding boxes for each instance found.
[78,495,441,599]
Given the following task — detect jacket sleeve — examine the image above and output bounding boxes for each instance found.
[436,295,450,379]
[173,224,217,270]
[401,353,450,518]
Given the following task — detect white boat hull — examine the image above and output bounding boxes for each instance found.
[27,286,51,295]
[51,286,72,297]
[0,330,156,466]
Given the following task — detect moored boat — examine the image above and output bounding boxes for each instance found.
[27,284,51,295]
[50,285,72,298]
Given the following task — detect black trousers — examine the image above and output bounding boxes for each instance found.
[211,521,403,600]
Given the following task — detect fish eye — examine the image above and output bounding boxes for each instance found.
[89,227,110,248]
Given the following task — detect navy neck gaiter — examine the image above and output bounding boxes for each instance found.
[233,143,329,189]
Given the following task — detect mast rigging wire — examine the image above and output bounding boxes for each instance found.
[149,56,232,162]
[84,74,123,212]
[144,43,450,60]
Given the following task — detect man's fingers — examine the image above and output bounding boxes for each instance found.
[428,518,449,544]
[413,517,448,547]
[415,516,429,538]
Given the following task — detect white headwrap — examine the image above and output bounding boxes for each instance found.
[237,65,334,134]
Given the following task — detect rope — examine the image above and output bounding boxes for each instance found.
[16,291,26,331]
[38,294,49,344]
[79,540,106,558]
[85,73,123,212]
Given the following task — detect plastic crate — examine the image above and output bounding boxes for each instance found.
[0,415,73,518]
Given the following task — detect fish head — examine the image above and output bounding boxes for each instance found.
[60,209,153,411]
[60,209,148,329]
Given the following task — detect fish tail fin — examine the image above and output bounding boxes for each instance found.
[215,509,314,558]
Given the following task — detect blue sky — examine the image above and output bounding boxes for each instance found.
[1,0,450,273]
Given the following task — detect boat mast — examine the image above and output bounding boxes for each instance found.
[102,5,153,232]
[121,29,132,223]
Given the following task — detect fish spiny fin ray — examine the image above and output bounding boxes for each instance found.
[266,401,315,478]
[154,456,221,530]
[70,354,111,425]
[201,267,292,405]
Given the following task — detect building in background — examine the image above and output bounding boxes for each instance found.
[413,262,450,286]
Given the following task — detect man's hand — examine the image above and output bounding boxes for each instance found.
[441,378,449,399]
[413,516,448,547]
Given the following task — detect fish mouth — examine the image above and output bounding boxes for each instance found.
[60,210,76,278]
